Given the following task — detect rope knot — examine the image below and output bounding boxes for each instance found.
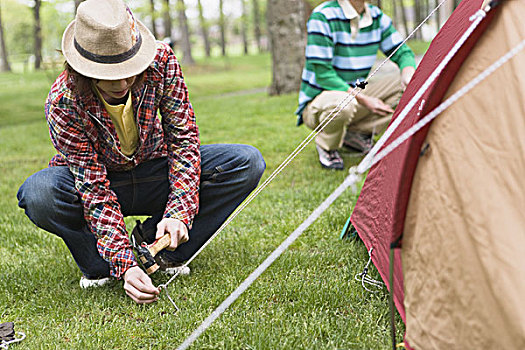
[356,80,368,89]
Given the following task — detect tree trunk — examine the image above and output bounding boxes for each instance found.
[302,0,312,25]
[241,0,249,55]
[197,0,211,57]
[414,0,421,39]
[252,0,262,52]
[399,0,410,40]
[33,0,43,70]
[149,0,158,39]
[177,0,194,64]
[163,0,173,46]
[219,0,226,56]
[0,3,11,72]
[267,0,306,95]
[392,0,399,33]
[435,0,441,33]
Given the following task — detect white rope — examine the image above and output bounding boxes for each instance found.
[0,332,26,350]
[176,6,525,348]
[176,172,360,350]
[358,8,487,174]
[367,37,525,170]
[354,248,384,293]
[159,0,449,291]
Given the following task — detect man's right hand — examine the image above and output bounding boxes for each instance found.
[355,93,395,116]
[123,266,160,304]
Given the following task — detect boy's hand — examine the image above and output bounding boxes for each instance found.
[356,93,395,116]
[156,218,189,250]
[401,66,416,90]
[123,266,159,304]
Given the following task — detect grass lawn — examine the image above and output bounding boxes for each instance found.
[0,52,405,349]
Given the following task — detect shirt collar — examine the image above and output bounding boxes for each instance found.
[337,0,373,28]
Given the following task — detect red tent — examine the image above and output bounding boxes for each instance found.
[351,0,525,347]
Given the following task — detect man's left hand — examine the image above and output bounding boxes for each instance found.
[401,66,416,90]
[156,218,189,250]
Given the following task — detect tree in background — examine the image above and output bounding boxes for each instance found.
[267,0,306,95]
[162,0,173,44]
[196,0,211,57]
[252,0,262,52]
[414,0,421,39]
[176,0,194,64]
[0,1,11,72]
[241,0,249,55]
[398,0,410,38]
[434,0,441,33]
[32,0,42,69]
[149,0,158,39]
[218,0,226,56]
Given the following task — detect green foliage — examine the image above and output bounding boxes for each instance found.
[2,0,71,64]
[3,0,33,58]
[0,53,404,349]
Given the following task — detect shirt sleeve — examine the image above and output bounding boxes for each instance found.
[158,45,201,228]
[306,12,350,92]
[45,102,136,279]
[378,12,416,71]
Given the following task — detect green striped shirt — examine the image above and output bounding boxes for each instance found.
[296,1,415,123]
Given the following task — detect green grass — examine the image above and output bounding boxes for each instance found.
[0,53,404,349]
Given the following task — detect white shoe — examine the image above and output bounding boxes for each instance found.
[162,265,191,276]
[79,276,112,289]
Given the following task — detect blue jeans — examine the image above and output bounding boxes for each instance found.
[17,144,265,279]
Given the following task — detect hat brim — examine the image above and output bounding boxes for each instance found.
[62,19,157,80]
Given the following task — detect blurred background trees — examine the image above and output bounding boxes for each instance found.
[0,0,459,88]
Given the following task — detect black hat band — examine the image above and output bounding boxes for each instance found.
[74,33,142,64]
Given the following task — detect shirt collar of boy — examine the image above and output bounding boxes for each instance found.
[337,0,373,39]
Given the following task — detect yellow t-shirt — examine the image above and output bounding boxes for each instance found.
[94,86,139,156]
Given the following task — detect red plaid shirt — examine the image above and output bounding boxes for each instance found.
[45,42,200,278]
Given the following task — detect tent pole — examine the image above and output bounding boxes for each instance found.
[389,246,396,350]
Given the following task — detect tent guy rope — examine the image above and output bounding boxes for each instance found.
[0,332,25,350]
[176,4,525,349]
[355,248,384,292]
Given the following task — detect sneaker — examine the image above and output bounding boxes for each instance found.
[316,144,344,170]
[343,132,373,154]
[161,264,191,276]
[79,276,112,289]
[153,253,190,275]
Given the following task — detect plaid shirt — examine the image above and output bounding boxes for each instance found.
[45,42,200,278]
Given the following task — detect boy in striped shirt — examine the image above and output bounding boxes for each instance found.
[297,0,416,169]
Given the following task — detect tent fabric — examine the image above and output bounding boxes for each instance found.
[402,1,525,348]
[350,0,489,322]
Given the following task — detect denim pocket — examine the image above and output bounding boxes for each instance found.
[202,156,245,184]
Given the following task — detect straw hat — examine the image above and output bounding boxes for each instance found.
[62,0,157,80]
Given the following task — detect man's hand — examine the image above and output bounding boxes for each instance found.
[156,218,189,251]
[401,66,416,90]
[355,93,395,116]
[123,266,159,304]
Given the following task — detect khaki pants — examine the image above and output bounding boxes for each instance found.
[302,73,403,151]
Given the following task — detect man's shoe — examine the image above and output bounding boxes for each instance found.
[79,276,112,289]
[316,144,344,170]
[343,132,373,154]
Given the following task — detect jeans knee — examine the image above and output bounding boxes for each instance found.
[18,167,78,228]
[18,174,54,225]
[241,145,266,188]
